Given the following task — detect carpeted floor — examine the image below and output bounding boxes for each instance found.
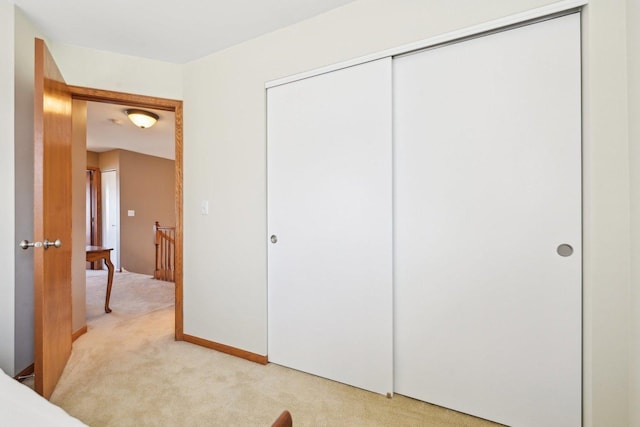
[47,270,500,426]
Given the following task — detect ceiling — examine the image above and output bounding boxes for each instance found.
[11,0,356,64]
[86,102,175,160]
[13,1,356,159]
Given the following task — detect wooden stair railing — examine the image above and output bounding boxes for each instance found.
[154,221,176,282]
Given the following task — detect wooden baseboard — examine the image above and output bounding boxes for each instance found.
[72,325,88,342]
[14,363,34,380]
[183,334,268,365]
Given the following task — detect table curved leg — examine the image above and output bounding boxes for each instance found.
[104,257,114,313]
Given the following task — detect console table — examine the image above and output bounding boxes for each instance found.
[86,246,114,313]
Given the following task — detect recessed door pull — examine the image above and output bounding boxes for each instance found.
[557,244,573,257]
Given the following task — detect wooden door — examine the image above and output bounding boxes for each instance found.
[34,38,72,398]
[267,58,393,395]
[393,14,581,426]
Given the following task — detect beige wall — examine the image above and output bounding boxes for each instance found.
[86,151,99,168]
[118,150,175,275]
[95,149,175,275]
[628,0,640,424]
[98,149,119,172]
[71,100,87,334]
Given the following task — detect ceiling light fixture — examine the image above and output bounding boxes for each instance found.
[125,109,159,129]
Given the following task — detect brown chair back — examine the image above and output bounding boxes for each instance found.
[271,410,293,427]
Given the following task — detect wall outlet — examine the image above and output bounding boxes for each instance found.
[128,210,135,217]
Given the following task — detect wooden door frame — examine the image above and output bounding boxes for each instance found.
[69,85,184,340]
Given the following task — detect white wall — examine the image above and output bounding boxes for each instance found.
[183,0,631,425]
[0,1,16,375]
[0,3,182,374]
[1,1,635,423]
[48,42,183,336]
[582,2,630,425]
[627,0,640,425]
[183,0,558,358]
[49,42,182,100]
[13,5,44,375]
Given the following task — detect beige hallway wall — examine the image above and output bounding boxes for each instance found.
[94,149,174,275]
[86,151,99,168]
[118,150,175,275]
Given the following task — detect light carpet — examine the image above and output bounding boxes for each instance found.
[84,269,175,327]
[48,270,500,426]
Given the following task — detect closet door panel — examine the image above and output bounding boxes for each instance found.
[394,14,581,426]
[267,58,393,395]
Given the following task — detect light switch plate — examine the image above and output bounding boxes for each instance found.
[201,200,209,215]
[128,210,135,217]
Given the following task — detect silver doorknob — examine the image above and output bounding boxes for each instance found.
[43,239,62,249]
[270,235,278,244]
[19,240,43,250]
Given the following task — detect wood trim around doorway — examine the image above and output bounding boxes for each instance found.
[69,85,184,340]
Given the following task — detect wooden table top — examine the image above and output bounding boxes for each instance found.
[86,246,113,253]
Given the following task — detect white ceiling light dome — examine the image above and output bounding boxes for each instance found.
[125,109,159,129]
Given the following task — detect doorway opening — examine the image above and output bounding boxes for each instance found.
[71,85,184,340]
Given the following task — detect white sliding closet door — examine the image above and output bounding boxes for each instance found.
[267,58,393,395]
[394,14,581,427]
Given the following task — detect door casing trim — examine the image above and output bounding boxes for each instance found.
[69,85,184,340]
